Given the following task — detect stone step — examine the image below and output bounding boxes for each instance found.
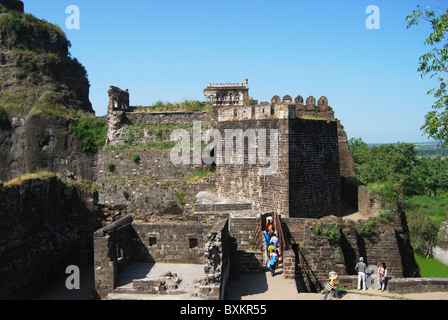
[107,291,200,300]
[193,191,252,212]
[194,203,253,212]
[110,279,192,299]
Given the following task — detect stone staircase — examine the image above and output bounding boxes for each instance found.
[193,191,267,274]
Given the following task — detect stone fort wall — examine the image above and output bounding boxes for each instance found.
[0,177,99,299]
[96,150,200,212]
[284,217,405,281]
[93,215,229,300]
[216,102,341,218]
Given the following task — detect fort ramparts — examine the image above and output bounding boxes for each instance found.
[1,78,444,300]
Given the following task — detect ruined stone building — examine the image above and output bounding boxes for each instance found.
[90,80,422,299]
[0,0,445,301]
[203,79,250,106]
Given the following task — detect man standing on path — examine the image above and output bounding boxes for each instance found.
[355,257,367,291]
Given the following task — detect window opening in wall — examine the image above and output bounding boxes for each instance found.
[189,238,198,249]
[149,237,157,247]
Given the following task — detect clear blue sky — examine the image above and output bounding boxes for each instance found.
[25,0,446,144]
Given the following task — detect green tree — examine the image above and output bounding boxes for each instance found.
[406,6,448,147]
[69,115,108,153]
[407,158,448,196]
[407,213,439,258]
[348,138,418,186]
[422,158,448,196]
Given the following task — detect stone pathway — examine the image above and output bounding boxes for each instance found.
[225,268,448,300]
[38,263,448,301]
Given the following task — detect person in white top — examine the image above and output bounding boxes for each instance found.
[355,257,367,291]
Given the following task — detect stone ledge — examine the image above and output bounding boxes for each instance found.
[387,277,448,294]
[338,275,448,294]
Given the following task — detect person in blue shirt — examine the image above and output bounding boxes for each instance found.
[268,250,278,276]
[263,230,271,256]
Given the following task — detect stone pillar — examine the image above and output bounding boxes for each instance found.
[106,86,130,146]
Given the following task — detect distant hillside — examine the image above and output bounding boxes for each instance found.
[414,142,448,158]
[367,141,448,158]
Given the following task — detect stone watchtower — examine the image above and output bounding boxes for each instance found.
[206,81,342,218]
[108,86,130,113]
[203,78,250,106]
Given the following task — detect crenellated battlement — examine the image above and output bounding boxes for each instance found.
[217,94,335,122]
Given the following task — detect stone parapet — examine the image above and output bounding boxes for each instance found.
[387,277,448,294]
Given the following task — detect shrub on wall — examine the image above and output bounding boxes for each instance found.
[358,220,378,239]
[131,153,141,164]
[106,162,115,172]
[69,114,107,153]
[323,224,341,245]
[311,223,341,245]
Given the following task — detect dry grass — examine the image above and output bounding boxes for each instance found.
[4,171,58,187]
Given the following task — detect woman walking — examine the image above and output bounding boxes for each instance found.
[377,262,388,292]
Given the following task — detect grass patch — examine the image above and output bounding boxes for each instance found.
[29,92,78,119]
[405,195,448,225]
[365,181,399,202]
[184,168,216,183]
[104,141,175,151]
[405,195,448,258]
[3,170,98,193]
[414,252,448,278]
[134,100,213,113]
[4,171,57,187]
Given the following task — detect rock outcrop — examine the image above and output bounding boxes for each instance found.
[0,9,93,115]
[0,115,97,181]
[434,219,448,266]
[0,2,97,181]
[0,0,24,13]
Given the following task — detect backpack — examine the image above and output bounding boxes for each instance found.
[325,282,334,291]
